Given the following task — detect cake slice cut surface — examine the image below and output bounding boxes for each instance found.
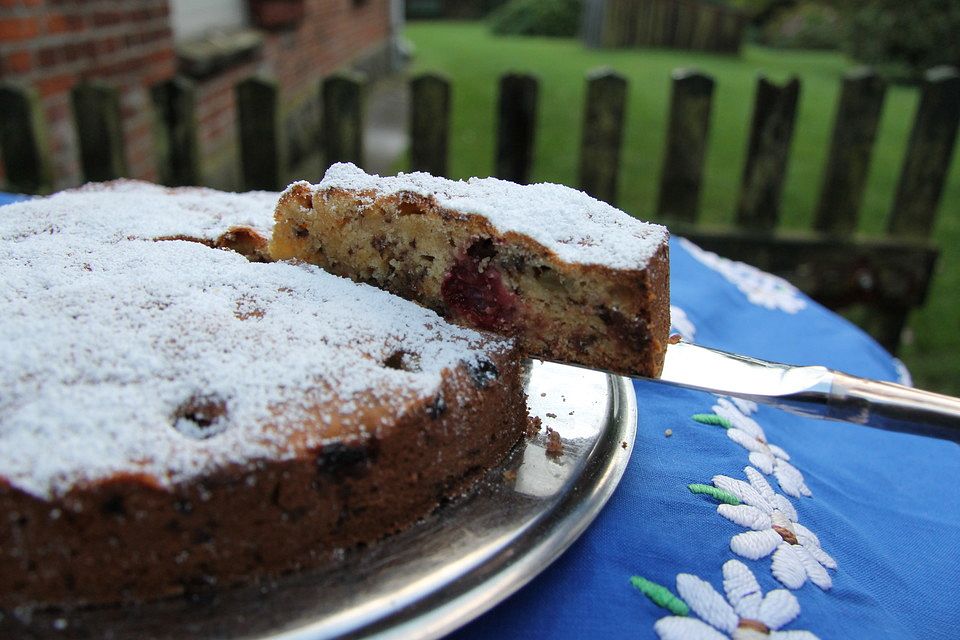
[270,163,670,377]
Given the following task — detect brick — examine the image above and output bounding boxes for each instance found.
[95,36,122,56]
[143,27,171,45]
[142,65,175,88]
[38,46,63,68]
[4,49,32,74]
[92,11,124,28]
[97,56,141,77]
[64,42,94,63]
[0,16,40,41]
[144,47,174,66]
[44,13,69,34]
[37,73,75,98]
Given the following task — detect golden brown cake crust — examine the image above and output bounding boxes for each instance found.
[0,354,525,607]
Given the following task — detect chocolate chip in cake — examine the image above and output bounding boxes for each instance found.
[466,237,497,261]
[464,357,499,388]
[427,394,447,419]
[371,234,388,253]
[598,307,652,352]
[101,495,127,518]
[316,439,378,477]
[382,349,422,372]
[501,251,527,275]
[171,394,228,439]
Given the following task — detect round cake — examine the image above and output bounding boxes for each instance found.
[0,182,527,607]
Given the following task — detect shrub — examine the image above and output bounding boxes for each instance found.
[844,0,960,80]
[756,2,843,50]
[488,0,582,37]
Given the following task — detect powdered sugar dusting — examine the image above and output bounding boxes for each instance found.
[0,180,277,244]
[0,184,510,499]
[313,163,669,270]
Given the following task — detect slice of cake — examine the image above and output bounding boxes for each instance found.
[270,163,670,377]
[0,184,527,607]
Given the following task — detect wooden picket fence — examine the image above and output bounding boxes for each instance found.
[1,65,959,353]
[582,0,747,54]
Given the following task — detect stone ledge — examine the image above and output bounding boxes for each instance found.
[176,29,263,79]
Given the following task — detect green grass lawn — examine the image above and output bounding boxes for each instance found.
[403,21,960,394]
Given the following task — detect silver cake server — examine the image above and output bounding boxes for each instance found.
[648,340,960,443]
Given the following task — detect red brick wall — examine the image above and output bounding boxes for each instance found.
[0,0,176,189]
[192,0,394,189]
[0,0,393,191]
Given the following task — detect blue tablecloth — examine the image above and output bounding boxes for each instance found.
[0,192,30,206]
[455,237,959,640]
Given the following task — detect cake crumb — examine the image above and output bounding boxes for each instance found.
[540,392,546,397]
[545,428,563,458]
[545,412,557,418]
[502,468,518,483]
[526,415,542,438]
[568,411,574,415]
[621,441,628,449]
[668,333,682,344]
[664,428,673,437]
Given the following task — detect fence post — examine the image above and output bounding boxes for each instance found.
[151,76,200,187]
[410,73,450,176]
[322,72,365,171]
[495,73,538,184]
[813,67,886,235]
[0,82,52,194]
[635,0,654,47]
[581,0,606,48]
[72,81,126,182]
[691,4,712,50]
[888,66,960,240]
[736,76,801,231]
[670,0,702,49]
[236,76,281,191]
[649,0,669,47]
[656,69,715,223]
[578,68,627,205]
[602,0,631,47]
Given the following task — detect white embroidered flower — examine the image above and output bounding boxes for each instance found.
[679,238,807,314]
[713,398,811,499]
[712,467,836,591]
[728,397,759,415]
[670,305,697,341]
[654,560,819,640]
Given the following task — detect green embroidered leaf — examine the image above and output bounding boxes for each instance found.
[692,413,733,429]
[630,576,689,616]
[688,483,740,505]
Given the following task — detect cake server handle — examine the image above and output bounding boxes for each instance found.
[652,340,960,443]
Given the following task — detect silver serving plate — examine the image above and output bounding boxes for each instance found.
[2,361,636,639]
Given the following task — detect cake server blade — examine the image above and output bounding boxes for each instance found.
[650,340,960,443]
